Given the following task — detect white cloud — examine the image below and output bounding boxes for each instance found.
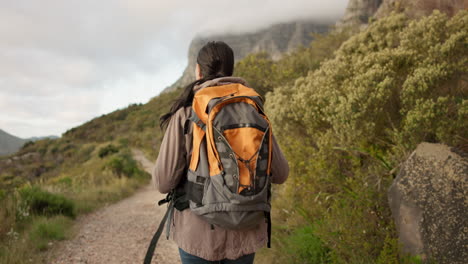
[0,0,347,138]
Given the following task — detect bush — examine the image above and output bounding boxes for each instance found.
[105,151,144,178]
[19,186,75,218]
[98,144,119,158]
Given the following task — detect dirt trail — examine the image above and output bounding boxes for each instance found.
[50,149,180,264]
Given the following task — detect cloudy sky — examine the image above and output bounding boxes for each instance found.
[0,0,347,138]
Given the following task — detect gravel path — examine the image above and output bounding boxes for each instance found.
[50,149,180,264]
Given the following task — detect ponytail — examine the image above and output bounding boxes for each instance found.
[159,74,222,129]
[160,41,234,129]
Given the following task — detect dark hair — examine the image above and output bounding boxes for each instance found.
[160,41,234,129]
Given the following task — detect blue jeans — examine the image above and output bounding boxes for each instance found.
[178,248,255,264]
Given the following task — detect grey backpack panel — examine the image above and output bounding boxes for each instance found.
[189,172,271,229]
[213,102,269,132]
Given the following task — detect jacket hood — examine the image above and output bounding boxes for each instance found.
[193,76,249,92]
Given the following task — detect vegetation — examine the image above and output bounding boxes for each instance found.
[19,186,75,218]
[98,144,119,158]
[234,27,356,97]
[0,69,179,263]
[0,139,151,263]
[0,7,466,264]
[28,216,72,251]
[0,85,179,253]
[105,150,147,178]
[260,10,467,263]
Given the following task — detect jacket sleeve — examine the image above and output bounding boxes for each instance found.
[270,134,289,184]
[152,108,187,194]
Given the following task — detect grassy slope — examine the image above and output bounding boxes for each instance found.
[260,10,467,264]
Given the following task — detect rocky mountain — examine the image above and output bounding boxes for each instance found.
[164,20,331,92]
[338,0,466,27]
[337,0,383,26]
[0,129,26,156]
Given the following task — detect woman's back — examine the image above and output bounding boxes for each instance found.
[152,42,288,264]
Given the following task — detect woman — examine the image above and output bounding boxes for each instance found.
[153,41,289,264]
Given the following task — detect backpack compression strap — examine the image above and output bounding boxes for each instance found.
[188,109,206,131]
[266,211,271,248]
[143,193,174,264]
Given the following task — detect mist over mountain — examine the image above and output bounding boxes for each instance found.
[164,20,331,92]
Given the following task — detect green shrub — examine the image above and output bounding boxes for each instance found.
[105,151,144,178]
[19,186,75,218]
[98,144,120,158]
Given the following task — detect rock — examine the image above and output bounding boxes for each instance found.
[388,142,467,264]
[337,0,466,28]
[164,20,331,92]
[337,0,383,27]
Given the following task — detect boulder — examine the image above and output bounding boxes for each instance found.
[388,142,467,264]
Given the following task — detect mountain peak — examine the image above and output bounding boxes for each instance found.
[163,20,331,93]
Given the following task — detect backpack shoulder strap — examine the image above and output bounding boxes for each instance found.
[144,193,174,264]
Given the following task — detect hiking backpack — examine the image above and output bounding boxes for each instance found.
[144,83,273,264]
[184,82,273,229]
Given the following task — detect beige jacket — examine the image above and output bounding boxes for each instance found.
[152,77,289,261]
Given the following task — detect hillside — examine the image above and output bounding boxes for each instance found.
[0,129,26,156]
[0,4,467,264]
